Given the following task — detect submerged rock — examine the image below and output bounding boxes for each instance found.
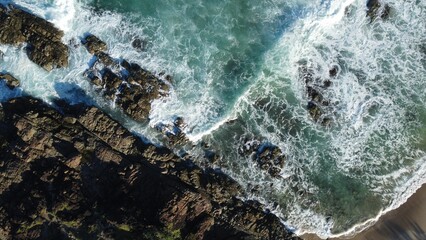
[0,96,299,240]
[82,34,170,121]
[0,4,69,71]
[0,72,19,89]
[366,0,391,21]
[298,63,334,126]
[131,37,147,51]
[239,139,286,178]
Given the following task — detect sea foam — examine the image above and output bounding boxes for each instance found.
[1,0,425,238]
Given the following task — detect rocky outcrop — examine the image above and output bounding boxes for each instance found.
[239,139,286,178]
[0,4,302,240]
[155,117,190,147]
[82,35,169,121]
[82,34,107,54]
[0,72,19,89]
[366,0,391,21]
[131,37,147,51]
[0,97,299,240]
[0,4,69,71]
[298,63,335,126]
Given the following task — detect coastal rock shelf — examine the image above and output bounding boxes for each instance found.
[0,0,424,238]
[0,97,299,240]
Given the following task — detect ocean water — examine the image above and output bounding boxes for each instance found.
[0,0,425,238]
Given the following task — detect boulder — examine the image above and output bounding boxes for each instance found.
[0,72,19,89]
[131,37,146,51]
[239,139,286,178]
[154,117,189,147]
[298,64,334,126]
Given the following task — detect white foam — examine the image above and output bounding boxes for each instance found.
[1,0,426,238]
[48,0,76,33]
[199,0,426,237]
[312,156,426,239]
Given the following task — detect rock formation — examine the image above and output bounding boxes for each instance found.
[0,4,69,71]
[0,72,20,89]
[154,117,190,147]
[0,97,299,240]
[366,0,391,21]
[298,63,335,126]
[239,139,286,178]
[82,34,170,121]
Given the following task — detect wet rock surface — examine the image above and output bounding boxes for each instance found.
[155,117,190,147]
[239,139,286,178]
[82,34,108,54]
[298,63,335,126]
[82,34,170,121]
[0,72,20,89]
[131,37,147,51]
[0,4,69,71]
[0,97,299,240]
[366,0,391,21]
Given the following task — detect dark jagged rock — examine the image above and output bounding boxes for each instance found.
[82,34,170,121]
[0,72,19,89]
[0,4,69,71]
[132,38,147,51]
[82,34,107,54]
[298,64,333,126]
[155,117,189,147]
[329,65,339,78]
[0,97,299,240]
[366,0,391,21]
[239,139,286,178]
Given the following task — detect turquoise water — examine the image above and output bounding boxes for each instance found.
[1,0,426,237]
[88,0,310,133]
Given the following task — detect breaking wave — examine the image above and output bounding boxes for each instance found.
[0,0,425,238]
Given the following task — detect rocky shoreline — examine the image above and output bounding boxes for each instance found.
[0,1,402,239]
[0,96,299,240]
[0,3,300,240]
[82,34,170,122]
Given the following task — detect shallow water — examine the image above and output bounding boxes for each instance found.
[0,0,425,238]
